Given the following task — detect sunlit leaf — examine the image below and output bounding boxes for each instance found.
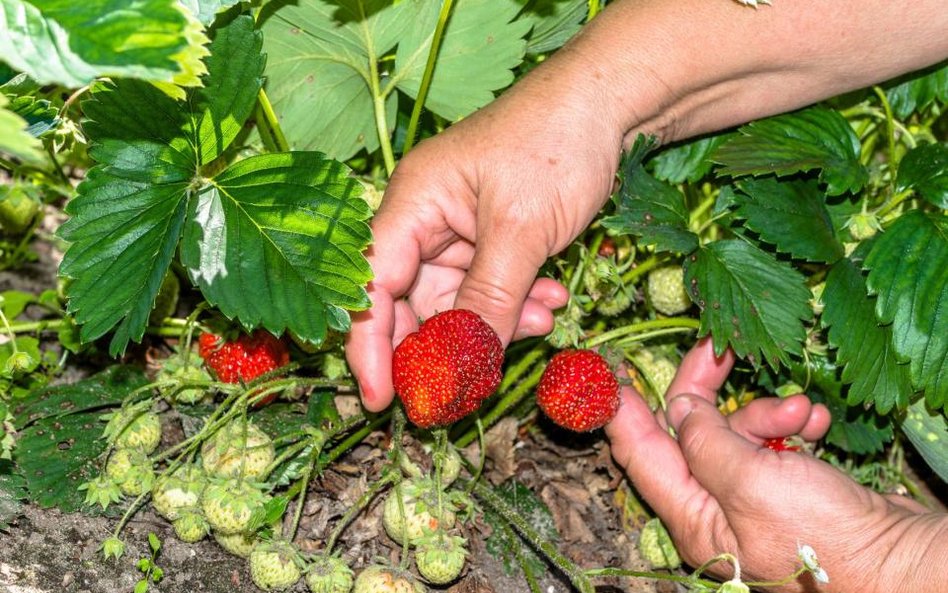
[0,0,209,89]
[884,62,948,119]
[519,0,586,55]
[0,94,43,164]
[896,142,947,209]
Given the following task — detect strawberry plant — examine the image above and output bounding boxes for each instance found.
[0,1,945,593]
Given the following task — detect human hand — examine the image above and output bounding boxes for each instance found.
[346,57,627,412]
[606,338,946,592]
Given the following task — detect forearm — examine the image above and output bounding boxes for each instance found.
[514,0,948,146]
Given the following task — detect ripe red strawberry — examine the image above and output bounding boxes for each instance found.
[199,329,289,406]
[536,349,620,432]
[392,309,504,428]
[762,437,802,452]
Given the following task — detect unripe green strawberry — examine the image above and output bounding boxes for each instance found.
[214,531,259,558]
[102,403,162,454]
[646,266,691,316]
[433,446,462,487]
[151,464,206,521]
[596,286,633,317]
[536,349,620,432]
[633,349,678,401]
[106,447,155,496]
[201,478,268,535]
[0,184,41,235]
[157,351,212,405]
[201,419,275,480]
[250,540,302,591]
[414,532,467,585]
[305,554,354,593]
[382,478,456,545]
[173,509,210,543]
[353,565,425,593]
[846,211,882,241]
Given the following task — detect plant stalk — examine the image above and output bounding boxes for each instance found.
[403,0,456,155]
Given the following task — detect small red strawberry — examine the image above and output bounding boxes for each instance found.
[762,437,802,452]
[536,349,620,432]
[199,329,289,404]
[392,309,504,428]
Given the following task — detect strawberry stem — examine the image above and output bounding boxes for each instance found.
[583,317,699,349]
[470,479,595,593]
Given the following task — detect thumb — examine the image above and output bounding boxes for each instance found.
[453,228,549,345]
[666,394,760,500]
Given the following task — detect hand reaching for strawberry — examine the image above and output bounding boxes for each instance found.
[606,338,948,592]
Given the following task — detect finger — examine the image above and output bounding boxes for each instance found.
[512,279,570,341]
[726,395,822,441]
[605,384,706,525]
[666,394,763,503]
[666,337,735,403]
[453,223,550,345]
[346,286,398,412]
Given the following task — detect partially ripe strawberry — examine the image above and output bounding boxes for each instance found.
[151,464,206,521]
[393,309,504,428]
[201,419,275,480]
[214,531,259,558]
[353,565,425,593]
[414,532,468,585]
[536,349,620,432]
[305,554,354,593]
[382,478,457,545]
[199,329,289,391]
[172,509,210,543]
[201,478,269,535]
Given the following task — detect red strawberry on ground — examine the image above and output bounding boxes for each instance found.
[536,349,620,432]
[199,329,289,405]
[392,309,504,428]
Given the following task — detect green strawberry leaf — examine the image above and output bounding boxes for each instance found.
[712,107,869,196]
[13,366,148,512]
[180,0,241,25]
[61,15,371,353]
[603,150,699,255]
[683,240,811,369]
[821,259,914,414]
[0,460,26,530]
[394,0,530,122]
[791,356,894,455]
[259,0,406,159]
[896,142,948,209]
[519,0,586,55]
[650,134,729,184]
[7,94,58,137]
[884,62,948,119]
[901,398,948,483]
[863,211,948,410]
[0,0,209,90]
[0,94,43,164]
[181,152,372,340]
[729,177,845,263]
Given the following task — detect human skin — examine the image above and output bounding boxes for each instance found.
[344,0,948,590]
[606,339,948,592]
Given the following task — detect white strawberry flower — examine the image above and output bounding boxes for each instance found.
[797,543,830,584]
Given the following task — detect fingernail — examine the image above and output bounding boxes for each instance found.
[666,395,696,430]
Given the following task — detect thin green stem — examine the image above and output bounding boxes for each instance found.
[286,443,322,541]
[612,325,700,350]
[454,361,546,448]
[256,88,290,153]
[261,438,311,481]
[471,479,594,593]
[583,567,718,588]
[871,87,898,164]
[320,412,392,468]
[402,0,455,154]
[324,471,397,553]
[587,0,601,21]
[583,317,699,349]
[366,39,396,175]
[0,308,18,352]
[621,254,667,285]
